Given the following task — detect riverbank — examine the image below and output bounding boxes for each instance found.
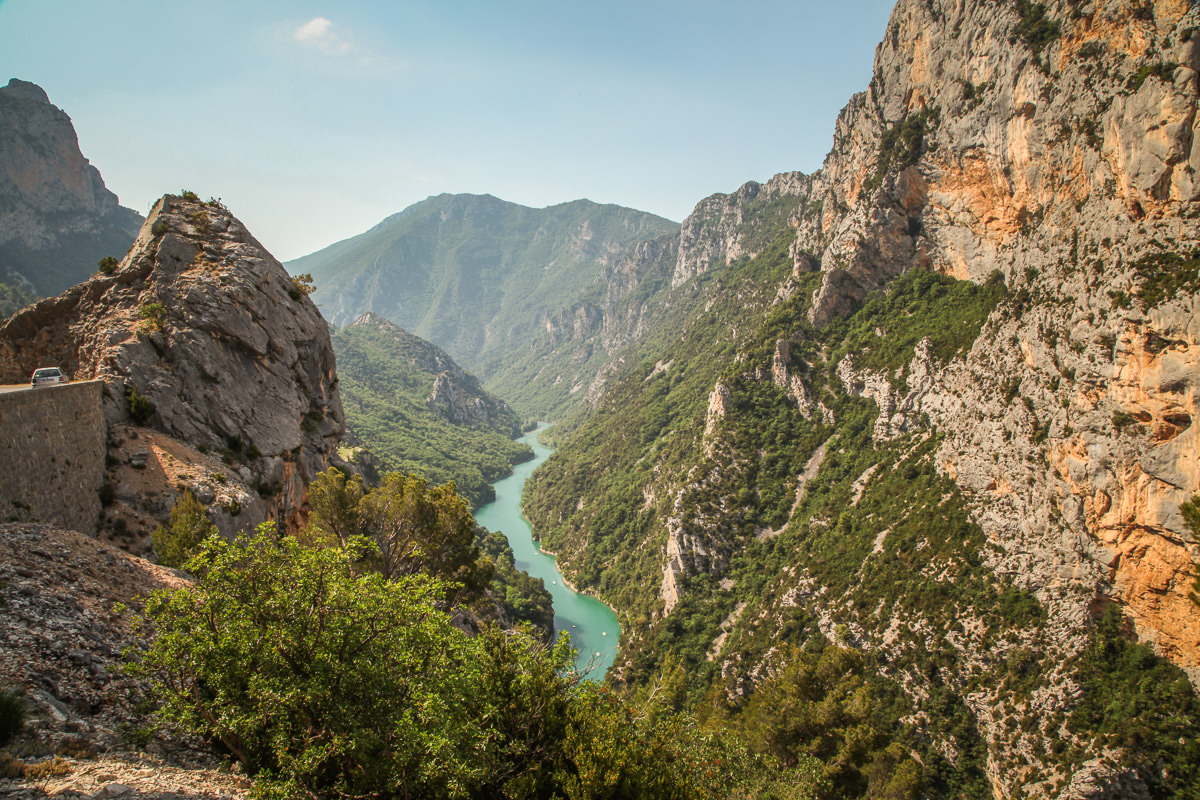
[475,429,621,679]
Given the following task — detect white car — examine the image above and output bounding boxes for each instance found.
[30,367,68,387]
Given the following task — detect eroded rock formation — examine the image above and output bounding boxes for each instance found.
[0,194,345,543]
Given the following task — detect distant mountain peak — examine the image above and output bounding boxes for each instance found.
[0,78,143,296]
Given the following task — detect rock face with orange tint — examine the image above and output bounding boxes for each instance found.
[745,0,1200,685]
[0,194,345,541]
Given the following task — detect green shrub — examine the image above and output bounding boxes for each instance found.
[1069,605,1200,795]
[0,686,26,746]
[137,302,166,333]
[125,384,154,425]
[131,526,802,799]
[864,107,940,195]
[1011,0,1060,54]
[150,219,169,236]
[96,256,119,275]
[186,209,210,233]
[289,273,316,300]
[180,189,200,202]
[1128,62,1178,93]
[152,490,217,568]
[98,482,115,506]
[1131,249,1200,308]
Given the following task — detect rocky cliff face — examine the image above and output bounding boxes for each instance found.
[0,194,345,544]
[0,79,143,297]
[525,0,1200,796]
[784,0,1200,677]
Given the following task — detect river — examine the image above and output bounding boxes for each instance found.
[475,428,621,680]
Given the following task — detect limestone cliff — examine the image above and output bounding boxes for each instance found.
[652,0,1200,680]
[525,0,1200,796]
[0,79,142,297]
[782,0,1200,678]
[0,194,345,545]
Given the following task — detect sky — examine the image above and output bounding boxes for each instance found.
[0,0,896,262]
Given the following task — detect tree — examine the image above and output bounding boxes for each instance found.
[306,466,366,548]
[152,489,217,568]
[306,469,493,603]
[135,525,490,799]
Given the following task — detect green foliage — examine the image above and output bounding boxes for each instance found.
[1128,61,1178,93]
[864,107,940,195]
[132,525,813,799]
[186,209,210,233]
[1131,249,1200,309]
[1183,496,1200,608]
[477,525,555,635]
[137,302,166,333]
[97,255,120,275]
[180,189,201,202]
[1112,409,1141,433]
[152,489,218,568]
[332,317,530,507]
[288,272,315,301]
[151,219,169,236]
[719,644,923,800]
[828,267,1005,374]
[0,280,34,319]
[1010,0,1061,54]
[125,383,154,425]
[0,686,26,746]
[1068,605,1200,796]
[307,468,493,602]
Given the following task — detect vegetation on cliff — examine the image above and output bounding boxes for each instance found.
[332,315,530,508]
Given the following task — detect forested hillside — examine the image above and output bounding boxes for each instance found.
[333,312,531,507]
[524,0,1200,796]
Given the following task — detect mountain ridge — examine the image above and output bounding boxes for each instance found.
[287,192,680,418]
[0,78,143,298]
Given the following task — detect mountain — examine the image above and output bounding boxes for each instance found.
[0,78,143,298]
[524,0,1200,796]
[287,193,679,418]
[333,311,531,507]
[0,192,345,545]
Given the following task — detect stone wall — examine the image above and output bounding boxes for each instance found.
[0,381,104,533]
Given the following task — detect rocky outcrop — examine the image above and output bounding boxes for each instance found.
[344,311,521,436]
[0,79,142,297]
[0,194,345,541]
[673,173,809,288]
[0,523,249,798]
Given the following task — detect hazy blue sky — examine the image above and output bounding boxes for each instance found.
[0,0,896,261]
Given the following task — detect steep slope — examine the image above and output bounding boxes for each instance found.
[333,311,530,507]
[0,79,143,297]
[0,193,345,546]
[525,0,1200,797]
[287,193,679,418]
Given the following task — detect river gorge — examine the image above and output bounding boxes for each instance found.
[475,429,621,679]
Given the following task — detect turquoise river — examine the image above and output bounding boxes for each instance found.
[474,429,621,679]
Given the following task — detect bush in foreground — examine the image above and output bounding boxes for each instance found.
[131,525,819,799]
